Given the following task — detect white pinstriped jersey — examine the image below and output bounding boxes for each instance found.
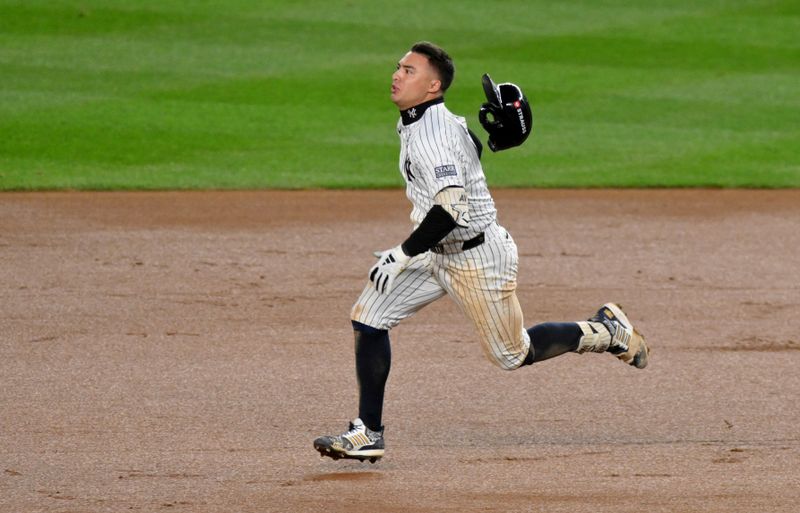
[398,100,496,243]
[350,97,531,370]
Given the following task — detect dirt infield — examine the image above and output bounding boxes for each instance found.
[1,189,799,513]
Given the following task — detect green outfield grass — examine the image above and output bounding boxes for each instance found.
[1,0,798,189]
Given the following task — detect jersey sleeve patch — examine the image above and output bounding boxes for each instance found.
[434,164,458,179]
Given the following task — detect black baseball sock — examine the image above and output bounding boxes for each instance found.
[352,321,391,432]
[523,322,582,364]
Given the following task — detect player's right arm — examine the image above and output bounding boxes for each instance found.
[369,119,471,294]
[369,186,467,294]
[401,186,468,256]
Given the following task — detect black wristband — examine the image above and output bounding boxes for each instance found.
[401,205,458,257]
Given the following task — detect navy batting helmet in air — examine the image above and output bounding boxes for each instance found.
[478,73,533,152]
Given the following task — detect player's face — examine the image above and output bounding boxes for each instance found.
[391,51,442,110]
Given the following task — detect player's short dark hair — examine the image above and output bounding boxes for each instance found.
[411,41,455,92]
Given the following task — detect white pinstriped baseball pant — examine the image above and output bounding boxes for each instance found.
[351,223,531,370]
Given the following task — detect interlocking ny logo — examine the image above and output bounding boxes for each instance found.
[404,158,415,182]
[408,108,416,118]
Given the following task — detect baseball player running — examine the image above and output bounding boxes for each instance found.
[314,42,649,463]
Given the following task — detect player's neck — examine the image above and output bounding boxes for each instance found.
[400,97,444,126]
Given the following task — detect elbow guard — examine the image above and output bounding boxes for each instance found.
[434,186,470,228]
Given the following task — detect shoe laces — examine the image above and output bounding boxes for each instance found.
[609,320,631,350]
[345,423,361,436]
[343,419,369,439]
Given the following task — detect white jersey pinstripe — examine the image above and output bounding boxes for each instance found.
[351,99,531,370]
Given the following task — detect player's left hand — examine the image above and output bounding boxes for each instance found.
[369,245,411,295]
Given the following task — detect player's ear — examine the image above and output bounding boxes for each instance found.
[428,79,442,94]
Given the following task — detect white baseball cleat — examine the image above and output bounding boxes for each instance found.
[589,303,649,369]
[313,418,385,463]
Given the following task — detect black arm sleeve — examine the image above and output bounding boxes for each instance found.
[400,204,458,257]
